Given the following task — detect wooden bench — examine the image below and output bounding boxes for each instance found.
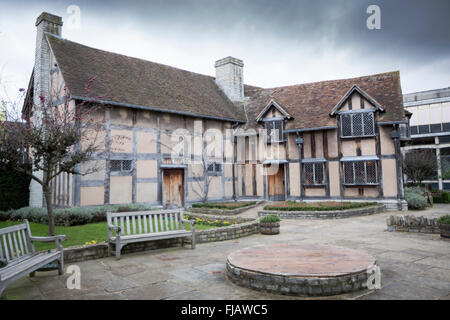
[0,220,66,296]
[107,209,196,260]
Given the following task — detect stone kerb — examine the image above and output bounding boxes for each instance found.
[258,204,385,219]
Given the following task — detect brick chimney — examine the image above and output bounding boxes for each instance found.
[29,12,63,208]
[215,57,244,102]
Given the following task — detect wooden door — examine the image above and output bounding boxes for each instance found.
[163,169,184,208]
[268,164,285,200]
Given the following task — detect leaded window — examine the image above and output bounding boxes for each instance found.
[110,160,132,172]
[207,162,222,174]
[343,160,378,185]
[340,112,375,137]
[304,162,325,185]
[265,120,284,143]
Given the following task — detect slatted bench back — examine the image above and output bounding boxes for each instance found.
[107,209,186,236]
[0,222,34,264]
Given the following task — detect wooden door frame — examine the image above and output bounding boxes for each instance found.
[264,163,287,201]
[161,167,187,208]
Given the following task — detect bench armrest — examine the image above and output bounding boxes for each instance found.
[30,235,66,242]
[30,235,66,251]
[181,218,196,226]
[108,224,121,234]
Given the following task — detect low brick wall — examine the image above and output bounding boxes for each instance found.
[188,202,260,215]
[386,215,440,234]
[62,214,259,263]
[258,205,385,219]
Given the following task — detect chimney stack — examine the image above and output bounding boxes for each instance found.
[29,12,63,208]
[215,57,244,102]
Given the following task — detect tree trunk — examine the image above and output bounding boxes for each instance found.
[44,187,55,236]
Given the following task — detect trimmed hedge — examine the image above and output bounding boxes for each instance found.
[263,202,378,212]
[192,201,257,210]
[0,203,158,227]
[0,169,31,211]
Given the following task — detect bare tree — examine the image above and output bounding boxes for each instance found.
[0,80,105,235]
[403,149,438,185]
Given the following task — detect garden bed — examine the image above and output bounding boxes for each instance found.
[188,201,259,215]
[259,201,384,219]
[0,212,260,262]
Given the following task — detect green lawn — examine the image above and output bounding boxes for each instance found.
[0,220,214,252]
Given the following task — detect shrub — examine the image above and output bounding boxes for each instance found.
[0,204,158,226]
[433,196,443,203]
[404,192,428,210]
[260,214,280,223]
[0,169,31,211]
[437,214,450,225]
[441,191,450,203]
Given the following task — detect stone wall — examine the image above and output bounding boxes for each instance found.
[62,214,259,263]
[386,215,440,234]
[226,261,372,296]
[258,204,385,219]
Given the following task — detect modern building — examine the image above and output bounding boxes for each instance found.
[22,12,409,211]
[402,87,450,191]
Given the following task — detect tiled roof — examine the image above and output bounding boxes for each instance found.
[46,34,405,130]
[46,35,246,122]
[244,71,405,131]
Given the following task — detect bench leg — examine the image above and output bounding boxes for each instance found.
[0,284,5,297]
[115,244,122,260]
[180,238,184,247]
[191,234,196,250]
[58,253,64,276]
[107,242,111,257]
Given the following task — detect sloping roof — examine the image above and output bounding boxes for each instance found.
[46,34,246,122]
[244,71,405,131]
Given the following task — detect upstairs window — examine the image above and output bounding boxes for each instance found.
[343,160,378,185]
[111,160,132,173]
[265,120,284,143]
[341,112,375,138]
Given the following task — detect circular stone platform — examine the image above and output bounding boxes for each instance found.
[226,243,377,296]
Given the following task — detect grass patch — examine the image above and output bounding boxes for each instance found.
[263,201,378,211]
[192,201,257,210]
[0,220,215,252]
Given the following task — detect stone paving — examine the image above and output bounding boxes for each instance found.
[2,204,449,300]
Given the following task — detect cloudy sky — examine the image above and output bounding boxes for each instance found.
[0,0,449,101]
